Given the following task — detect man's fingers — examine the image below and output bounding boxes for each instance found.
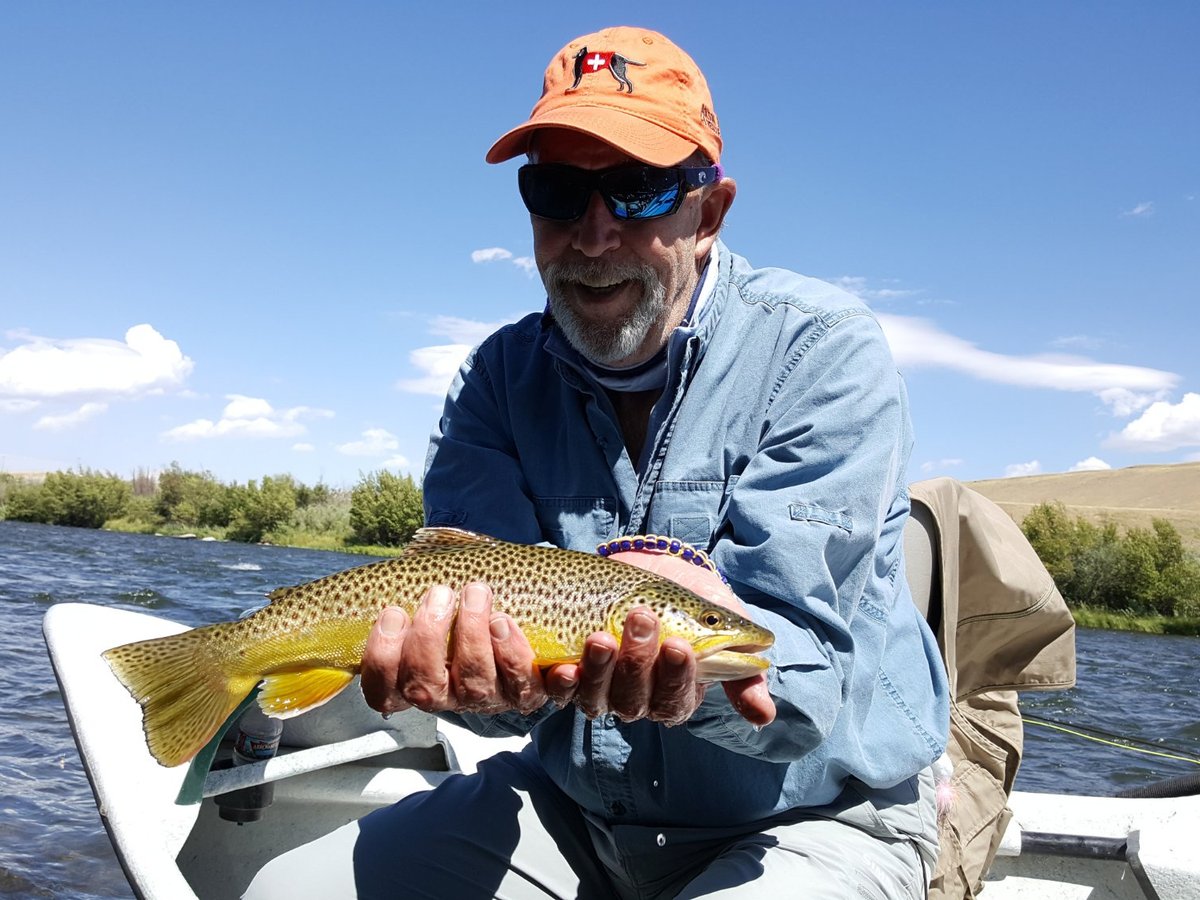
[722,673,776,727]
[489,613,546,714]
[543,661,582,707]
[609,608,659,721]
[648,637,700,726]
[400,584,456,710]
[450,582,499,710]
[573,634,618,719]
[361,606,411,715]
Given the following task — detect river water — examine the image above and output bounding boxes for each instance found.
[2,520,1198,899]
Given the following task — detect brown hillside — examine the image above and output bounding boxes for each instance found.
[966,462,1200,552]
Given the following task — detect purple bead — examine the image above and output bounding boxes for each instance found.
[681,547,694,560]
[597,545,609,556]
[656,539,668,550]
[669,540,681,554]
[633,538,645,550]
[620,539,632,552]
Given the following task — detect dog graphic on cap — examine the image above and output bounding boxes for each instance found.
[566,46,646,93]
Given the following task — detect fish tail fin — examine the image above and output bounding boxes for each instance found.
[103,629,260,768]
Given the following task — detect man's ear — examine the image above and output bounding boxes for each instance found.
[696,178,737,258]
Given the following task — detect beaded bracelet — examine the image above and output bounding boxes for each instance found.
[595,534,729,585]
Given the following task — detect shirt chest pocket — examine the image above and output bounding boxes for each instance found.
[645,480,729,548]
[533,496,616,551]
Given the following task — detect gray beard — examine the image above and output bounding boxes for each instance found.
[541,260,667,365]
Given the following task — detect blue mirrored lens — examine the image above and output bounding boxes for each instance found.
[611,185,681,220]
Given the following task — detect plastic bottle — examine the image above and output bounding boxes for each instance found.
[232,706,283,766]
[216,706,283,824]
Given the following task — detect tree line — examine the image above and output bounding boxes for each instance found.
[2,470,1198,618]
[0,465,425,548]
[1021,502,1200,618]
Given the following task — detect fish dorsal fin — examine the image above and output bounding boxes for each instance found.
[266,585,298,602]
[401,527,500,554]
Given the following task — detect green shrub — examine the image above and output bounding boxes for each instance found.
[227,476,298,543]
[156,462,235,527]
[1,469,130,528]
[349,470,423,547]
[1022,503,1200,617]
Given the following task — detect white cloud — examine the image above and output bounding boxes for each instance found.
[292,442,315,452]
[1069,456,1112,472]
[1095,387,1156,417]
[877,314,1178,414]
[1050,334,1105,352]
[33,402,108,431]
[381,454,411,470]
[0,324,193,398]
[396,315,526,398]
[471,247,513,263]
[1121,201,1154,218]
[471,246,538,277]
[919,458,964,474]
[0,398,39,413]
[163,395,332,441]
[223,395,274,419]
[428,315,515,346]
[395,345,472,397]
[1005,460,1042,478]
[832,276,920,303]
[1108,392,1200,452]
[337,428,399,456]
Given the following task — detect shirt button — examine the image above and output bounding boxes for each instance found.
[610,801,626,816]
[656,833,667,847]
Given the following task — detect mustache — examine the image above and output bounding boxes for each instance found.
[541,259,658,294]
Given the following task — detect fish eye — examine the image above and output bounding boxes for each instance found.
[701,610,725,628]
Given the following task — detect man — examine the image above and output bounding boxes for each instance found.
[355,26,950,899]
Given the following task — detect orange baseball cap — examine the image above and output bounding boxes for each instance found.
[486,26,722,167]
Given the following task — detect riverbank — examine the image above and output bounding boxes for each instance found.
[103,517,406,558]
[1069,605,1200,636]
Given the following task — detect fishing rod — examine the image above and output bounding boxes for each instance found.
[1022,713,1200,801]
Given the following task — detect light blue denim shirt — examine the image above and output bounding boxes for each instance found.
[423,240,950,831]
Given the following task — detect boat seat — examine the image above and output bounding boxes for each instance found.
[903,499,942,632]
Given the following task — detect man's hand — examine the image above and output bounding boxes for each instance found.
[543,551,776,728]
[360,581,548,717]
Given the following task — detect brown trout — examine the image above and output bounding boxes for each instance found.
[104,528,775,767]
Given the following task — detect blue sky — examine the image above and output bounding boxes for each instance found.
[2,4,1198,489]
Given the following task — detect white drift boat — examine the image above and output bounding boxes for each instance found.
[44,601,1199,899]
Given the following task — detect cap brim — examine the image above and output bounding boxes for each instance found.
[486,106,701,167]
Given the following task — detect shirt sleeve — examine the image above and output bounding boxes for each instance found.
[687,310,912,762]
[422,343,545,544]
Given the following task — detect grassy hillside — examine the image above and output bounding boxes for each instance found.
[966,461,1200,554]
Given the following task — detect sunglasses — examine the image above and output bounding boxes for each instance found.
[517,163,723,222]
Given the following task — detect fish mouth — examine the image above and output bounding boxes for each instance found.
[693,632,774,659]
[691,632,774,683]
[694,649,771,683]
[715,638,774,655]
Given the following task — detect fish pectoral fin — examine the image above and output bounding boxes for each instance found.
[258,667,357,718]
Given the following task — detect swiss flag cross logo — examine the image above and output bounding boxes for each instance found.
[584,52,612,72]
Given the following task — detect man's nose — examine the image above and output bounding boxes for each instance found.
[571,191,621,257]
